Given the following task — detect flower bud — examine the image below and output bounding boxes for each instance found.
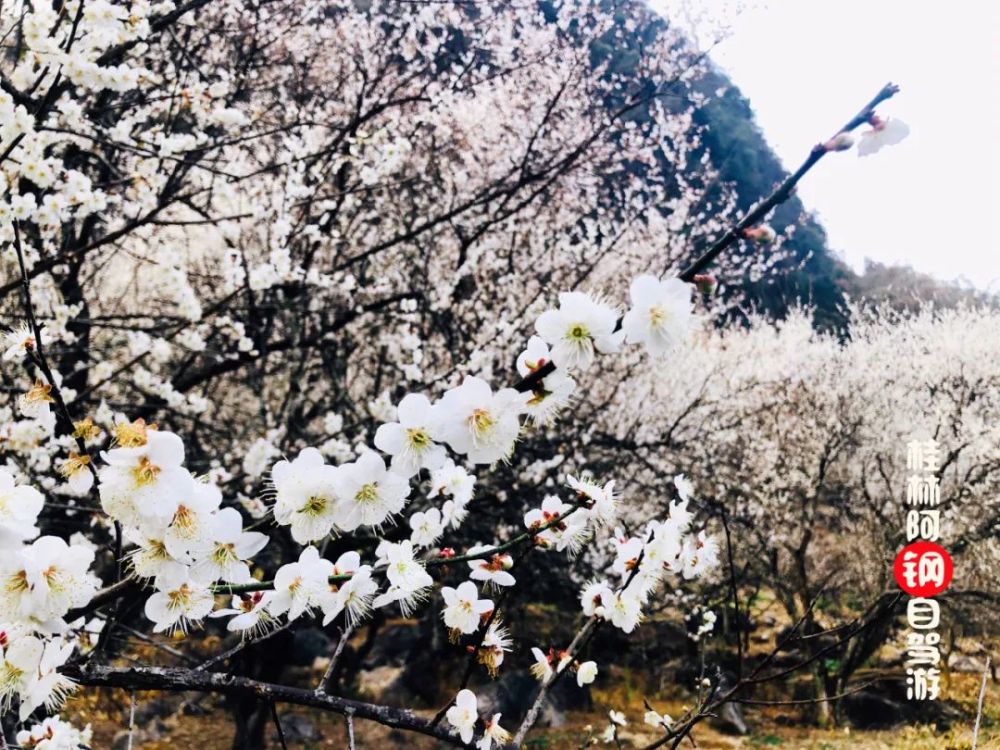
[867,112,886,131]
[742,224,777,245]
[692,273,716,295]
[499,553,514,570]
[439,547,456,558]
[823,132,855,152]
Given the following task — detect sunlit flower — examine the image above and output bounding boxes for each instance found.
[59,451,95,494]
[17,380,54,419]
[478,621,512,677]
[3,323,40,361]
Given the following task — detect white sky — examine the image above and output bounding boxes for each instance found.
[650,0,1000,291]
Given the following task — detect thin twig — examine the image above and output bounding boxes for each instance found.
[345,709,356,750]
[270,701,289,750]
[972,656,991,749]
[126,690,136,750]
[318,623,356,694]
[720,510,743,680]
[510,616,599,747]
[194,622,291,672]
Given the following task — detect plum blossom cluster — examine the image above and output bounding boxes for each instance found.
[95,420,268,633]
[576,475,716,635]
[15,714,92,749]
[0,470,96,719]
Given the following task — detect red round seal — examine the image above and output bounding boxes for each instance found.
[893,541,953,597]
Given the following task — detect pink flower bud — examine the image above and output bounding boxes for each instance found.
[692,273,717,295]
[742,225,777,245]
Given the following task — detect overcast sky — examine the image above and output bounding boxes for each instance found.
[649,0,1000,290]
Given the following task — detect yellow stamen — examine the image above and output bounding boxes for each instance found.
[115,418,150,448]
[131,456,160,487]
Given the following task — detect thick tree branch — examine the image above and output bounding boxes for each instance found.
[61,664,470,748]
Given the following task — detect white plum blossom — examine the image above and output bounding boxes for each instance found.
[17,381,54,419]
[530,646,568,682]
[16,715,93,748]
[324,567,377,627]
[271,448,342,543]
[190,507,268,584]
[681,530,720,580]
[478,621,512,677]
[516,336,577,424]
[467,546,516,589]
[0,536,98,624]
[433,377,528,465]
[580,580,614,618]
[524,496,589,552]
[441,499,470,530]
[372,540,433,615]
[621,275,694,358]
[673,473,694,503]
[267,546,334,622]
[857,117,910,156]
[446,688,479,745]
[644,709,673,729]
[440,581,493,634]
[16,716,93,749]
[17,638,76,720]
[143,568,214,634]
[478,713,511,750]
[125,525,189,587]
[430,460,476,506]
[577,660,598,686]
[409,507,445,548]
[333,451,411,531]
[98,426,193,528]
[534,292,623,370]
[374,393,447,477]
[163,480,223,564]
[568,474,619,526]
[59,452,95,494]
[607,590,644,633]
[3,323,39,361]
[0,469,44,548]
[0,634,42,715]
[211,592,275,636]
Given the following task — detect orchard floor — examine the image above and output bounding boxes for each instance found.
[64,671,999,750]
